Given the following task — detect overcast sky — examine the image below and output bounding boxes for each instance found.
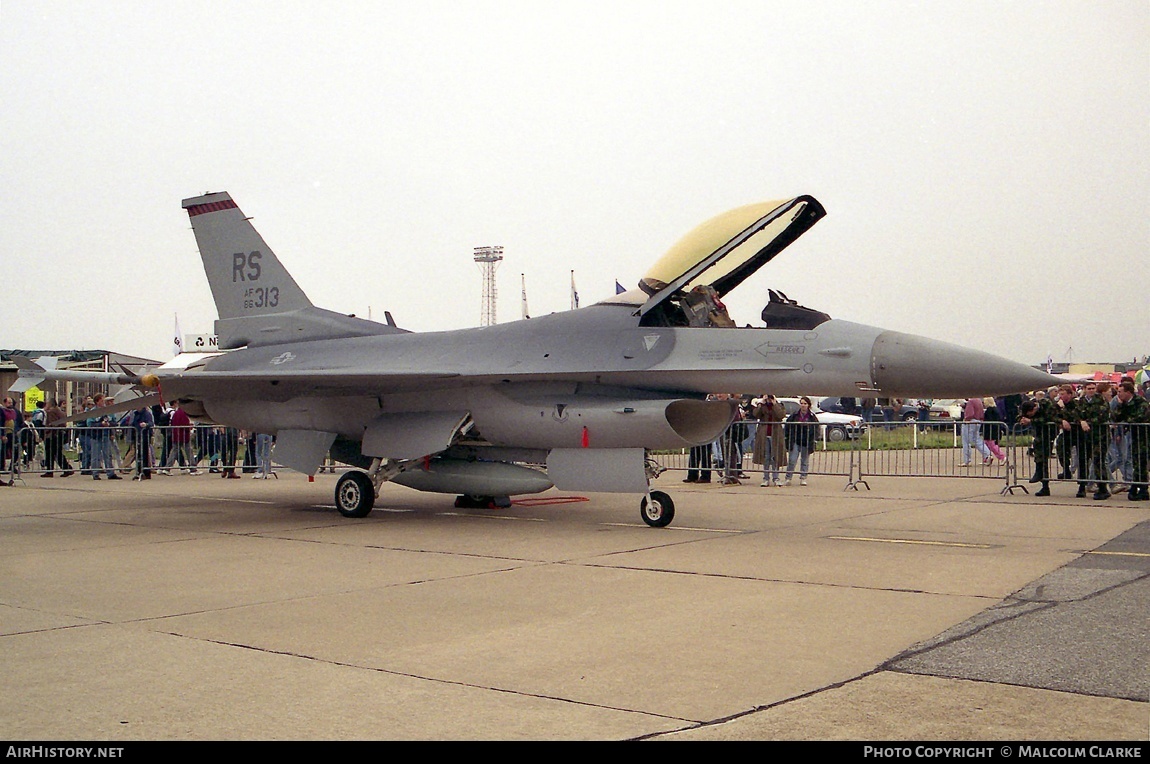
[2,1,1146,366]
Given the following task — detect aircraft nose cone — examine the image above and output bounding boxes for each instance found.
[871,331,1059,397]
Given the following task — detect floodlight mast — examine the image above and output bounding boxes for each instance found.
[473,245,504,327]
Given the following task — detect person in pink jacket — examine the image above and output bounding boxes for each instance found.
[164,402,198,474]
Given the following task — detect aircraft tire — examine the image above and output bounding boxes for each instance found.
[336,471,375,518]
[640,491,675,528]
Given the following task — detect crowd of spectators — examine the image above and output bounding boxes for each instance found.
[0,397,278,485]
[677,381,1150,495]
[1018,379,1150,501]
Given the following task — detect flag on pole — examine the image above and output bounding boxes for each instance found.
[615,280,625,294]
[521,273,530,320]
[570,271,579,309]
[173,314,184,357]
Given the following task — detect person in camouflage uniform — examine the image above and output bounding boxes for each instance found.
[1075,381,1112,500]
[1050,386,1073,480]
[1112,379,1150,501]
[1053,383,1107,499]
[1052,385,1083,488]
[1020,395,1062,497]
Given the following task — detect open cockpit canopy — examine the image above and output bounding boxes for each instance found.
[635,196,827,328]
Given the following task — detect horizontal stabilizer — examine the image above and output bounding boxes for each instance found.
[213,306,405,350]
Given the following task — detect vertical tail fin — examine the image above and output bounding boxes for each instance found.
[182,192,312,320]
[182,192,404,349]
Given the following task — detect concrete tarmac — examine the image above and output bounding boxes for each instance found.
[0,468,1146,740]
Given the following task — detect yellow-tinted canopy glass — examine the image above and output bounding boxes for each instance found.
[639,196,825,302]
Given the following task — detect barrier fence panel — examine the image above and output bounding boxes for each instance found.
[1007,421,1150,498]
[854,419,1015,488]
[645,418,1084,493]
[650,419,861,487]
[3,425,281,482]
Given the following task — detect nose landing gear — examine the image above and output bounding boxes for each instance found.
[640,490,675,527]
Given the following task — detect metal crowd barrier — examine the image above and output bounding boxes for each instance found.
[2,424,280,482]
[5,418,1145,497]
[646,418,1149,496]
[855,418,1015,487]
[652,419,864,487]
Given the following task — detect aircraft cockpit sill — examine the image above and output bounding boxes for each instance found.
[619,285,831,331]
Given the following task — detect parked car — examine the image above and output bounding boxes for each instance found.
[818,396,921,421]
[928,399,965,421]
[777,398,866,442]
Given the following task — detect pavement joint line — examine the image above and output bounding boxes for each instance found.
[226,534,558,568]
[1012,572,1150,605]
[19,515,355,539]
[4,564,544,626]
[438,512,548,522]
[827,535,998,549]
[5,483,281,506]
[599,522,744,533]
[890,666,1150,704]
[168,632,699,725]
[631,668,888,740]
[880,600,1056,670]
[574,561,1001,599]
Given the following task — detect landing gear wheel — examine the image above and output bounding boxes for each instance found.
[640,490,675,528]
[336,471,375,518]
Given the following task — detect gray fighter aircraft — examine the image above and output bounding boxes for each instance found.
[113,193,1061,525]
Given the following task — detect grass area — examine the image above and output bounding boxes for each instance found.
[653,425,1033,454]
[861,428,1029,451]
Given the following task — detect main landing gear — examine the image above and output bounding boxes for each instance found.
[335,471,374,518]
[335,458,402,518]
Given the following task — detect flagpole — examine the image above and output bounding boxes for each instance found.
[173,313,184,358]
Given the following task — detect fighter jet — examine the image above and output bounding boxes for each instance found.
[38,192,1060,526]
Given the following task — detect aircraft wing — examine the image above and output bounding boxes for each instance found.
[160,361,806,401]
[161,370,465,399]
